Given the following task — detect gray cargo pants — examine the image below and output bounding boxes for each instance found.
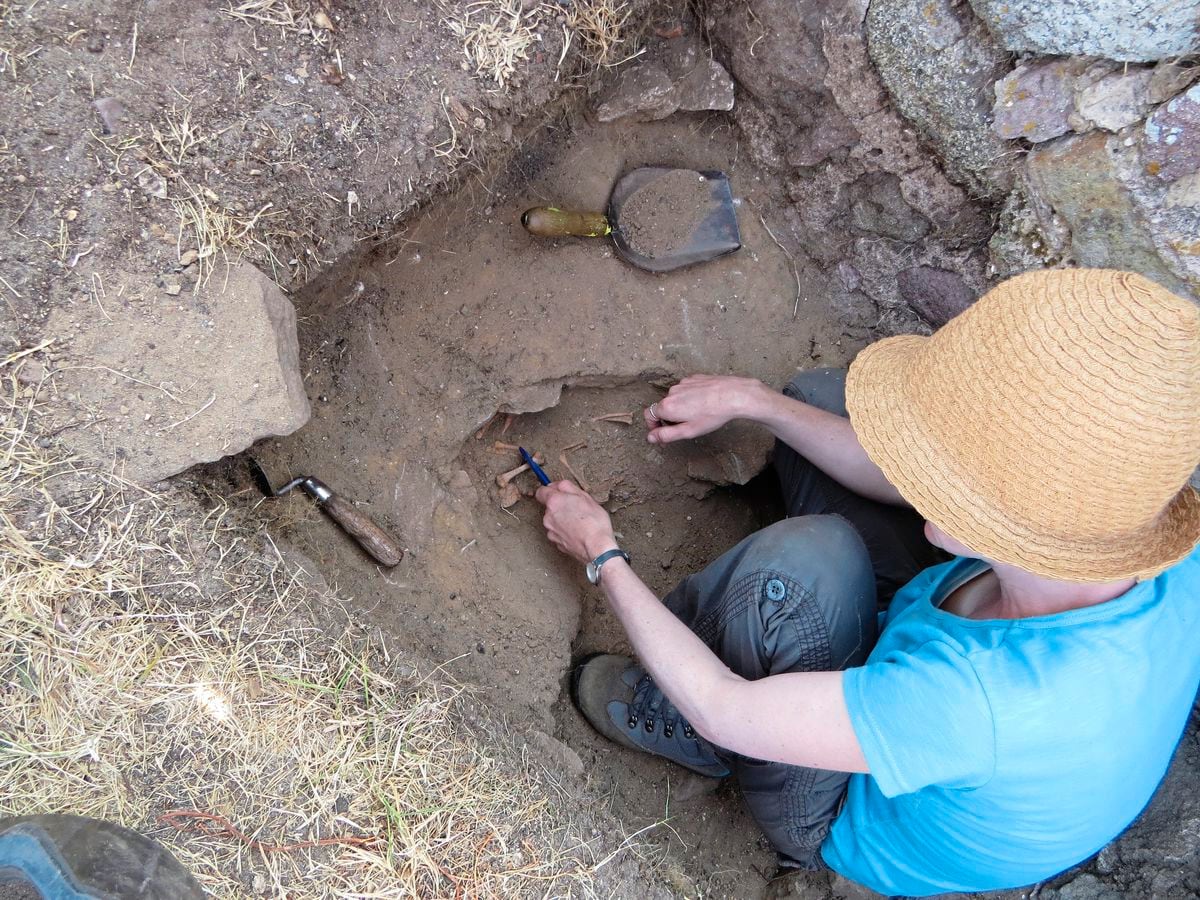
[661,368,942,868]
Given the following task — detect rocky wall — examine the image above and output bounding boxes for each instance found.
[698,0,997,334]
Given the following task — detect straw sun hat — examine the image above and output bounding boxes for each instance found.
[845,269,1200,582]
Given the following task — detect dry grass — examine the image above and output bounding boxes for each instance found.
[0,351,611,898]
[445,0,635,86]
[566,0,635,68]
[172,190,280,284]
[223,0,333,44]
[444,0,542,88]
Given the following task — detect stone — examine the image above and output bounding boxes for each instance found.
[45,261,310,483]
[896,266,976,326]
[967,0,1200,61]
[993,59,1077,143]
[674,57,735,112]
[1025,130,1189,294]
[848,172,931,243]
[987,179,1070,278]
[1148,58,1200,105]
[1054,873,1126,900]
[592,42,735,122]
[1142,83,1200,182]
[1071,64,1154,133]
[593,63,677,122]
[866,0,1014,199]
[526,731,584,779]
[92,97,125,135]
[686,421,775,486]
[1165,173,1200,208]
[829,873,884,899]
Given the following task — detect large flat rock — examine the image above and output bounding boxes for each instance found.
[43,261,310,482]
[968,0,1200,61]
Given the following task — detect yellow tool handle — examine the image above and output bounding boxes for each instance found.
[521,207,612,238]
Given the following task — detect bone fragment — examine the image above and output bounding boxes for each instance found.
[592,412,634,425]
[499,482,521,508]
[558,454,591,492]
[495,452,544,488]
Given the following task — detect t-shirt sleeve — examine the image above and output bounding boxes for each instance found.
[842,641,996,797]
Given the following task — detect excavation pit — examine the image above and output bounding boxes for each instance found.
[244,110,863,894]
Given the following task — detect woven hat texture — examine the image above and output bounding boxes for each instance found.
[845,269,1200,582]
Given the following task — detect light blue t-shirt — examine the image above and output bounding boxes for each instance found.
[823,548,1200,896]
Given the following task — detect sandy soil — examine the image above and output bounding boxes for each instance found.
[620,168,718,258]
[204,109,863,897]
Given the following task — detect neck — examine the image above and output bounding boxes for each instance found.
[989,561,1136,618]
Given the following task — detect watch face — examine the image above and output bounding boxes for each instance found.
[585,561,600,585]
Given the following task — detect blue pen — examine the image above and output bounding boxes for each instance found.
[519,447,552,486]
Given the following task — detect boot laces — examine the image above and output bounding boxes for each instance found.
[629,672,688,739]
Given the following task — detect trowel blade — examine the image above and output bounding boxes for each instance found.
[607,167,741,274]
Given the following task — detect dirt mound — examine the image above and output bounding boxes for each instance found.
[619,168,716,258]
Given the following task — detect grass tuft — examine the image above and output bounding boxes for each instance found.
[0,354,609,898]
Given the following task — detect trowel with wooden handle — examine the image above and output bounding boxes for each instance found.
[521,166,741,273]
[248,457,404,567]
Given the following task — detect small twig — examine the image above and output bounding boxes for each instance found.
[127,21,138,74]
[157,810,380,854]
[1,338,54,369]
[756,210,802,319]
[0,272,22,298]
[68,244,95,268]
[52,365,183,402]
[164,392,216,430]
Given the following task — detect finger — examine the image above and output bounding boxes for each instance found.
[648,421,704,444]
[535,484,561,506]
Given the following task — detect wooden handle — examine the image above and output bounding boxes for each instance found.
[521,207,611,238]
[321,493,404,567]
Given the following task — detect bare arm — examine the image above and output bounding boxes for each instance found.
[536,480,869,772]
[647,375,908,507]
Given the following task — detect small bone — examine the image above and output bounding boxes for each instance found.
[592,412,634,425]
[474,412,498,440]
[495,452,544,488]
[499,482,521,508]
[561,440,587,453]
[500,414,515,435]
[496,463,529,488]
[558,454,591,492]
[491,440,520,453]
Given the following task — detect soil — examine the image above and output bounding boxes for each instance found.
[0,0,579,351]
[619,168,719,259]
[210,107,861,898]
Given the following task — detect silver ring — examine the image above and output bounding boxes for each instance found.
[649,402,661,422]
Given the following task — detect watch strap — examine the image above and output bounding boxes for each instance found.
[590,548,630,583]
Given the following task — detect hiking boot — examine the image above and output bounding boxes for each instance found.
[0,814,204,899]
[572,654,730,778]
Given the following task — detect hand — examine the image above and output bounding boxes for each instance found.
[645,374,771,445]
[535,480,617,564]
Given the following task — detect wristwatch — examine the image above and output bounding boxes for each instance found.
[586,548,631,585]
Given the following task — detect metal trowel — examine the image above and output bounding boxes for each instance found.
[521,166,741,273]
[248,457,404,567]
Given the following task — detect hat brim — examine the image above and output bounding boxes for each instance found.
[845,335,1200,582]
